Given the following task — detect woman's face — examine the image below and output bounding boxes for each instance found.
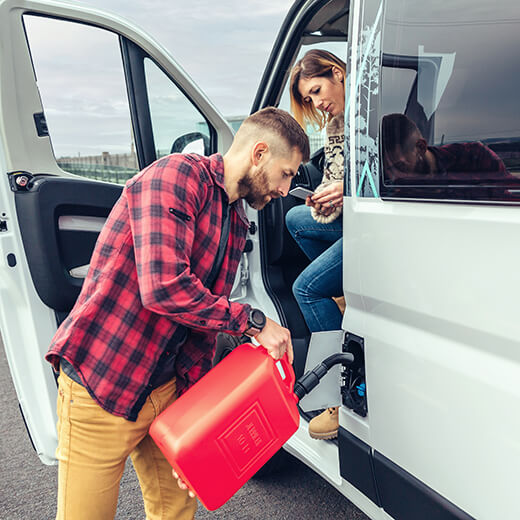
[298,67,345,117]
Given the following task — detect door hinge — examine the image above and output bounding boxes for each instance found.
[33,112,49,137]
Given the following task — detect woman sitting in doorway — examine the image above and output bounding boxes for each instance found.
[286,49,346,440]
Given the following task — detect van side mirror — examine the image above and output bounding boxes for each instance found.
[170,132,210,155]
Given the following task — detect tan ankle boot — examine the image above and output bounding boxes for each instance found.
[308,407,339,440]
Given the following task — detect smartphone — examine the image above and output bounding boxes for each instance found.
[289,186,314,200]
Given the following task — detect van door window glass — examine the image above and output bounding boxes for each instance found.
[23,16,138,184]
[379,0,520,202]
[144,58,210,158]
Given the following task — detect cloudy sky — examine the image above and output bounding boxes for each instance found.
[82,0,294,117]
[24,0,294,157]
[80,0,294,115]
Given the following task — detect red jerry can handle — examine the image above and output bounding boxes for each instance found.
[272,350,297,400]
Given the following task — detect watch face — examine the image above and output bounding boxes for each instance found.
[251,309,266,329]
[251,309,265,325]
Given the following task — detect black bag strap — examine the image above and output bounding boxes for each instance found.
[205,201,231,291]
[166,199,231,348]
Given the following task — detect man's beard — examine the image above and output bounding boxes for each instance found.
[238,166,276,210]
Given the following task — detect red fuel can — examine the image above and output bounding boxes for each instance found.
[149,343,300,510]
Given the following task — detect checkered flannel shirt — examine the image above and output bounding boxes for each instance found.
[46,153,251,420]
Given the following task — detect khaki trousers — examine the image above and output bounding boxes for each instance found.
[55,371,197,520]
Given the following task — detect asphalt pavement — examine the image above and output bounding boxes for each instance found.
[0,338,368,519]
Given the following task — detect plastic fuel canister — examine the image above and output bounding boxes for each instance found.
[149,343,300,510]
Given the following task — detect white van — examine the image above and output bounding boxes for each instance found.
[0,0,518,519]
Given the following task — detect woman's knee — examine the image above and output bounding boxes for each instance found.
[292,272,307,301]
[285,204,311,236]
[292,266,316,301]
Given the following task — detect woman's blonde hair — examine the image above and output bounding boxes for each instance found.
[290,49,346,130]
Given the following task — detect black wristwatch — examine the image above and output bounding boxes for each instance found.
[244,308,266,338]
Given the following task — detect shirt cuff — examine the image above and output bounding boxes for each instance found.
[227,302,251,335]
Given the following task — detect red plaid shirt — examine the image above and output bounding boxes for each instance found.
[46,153,251,420]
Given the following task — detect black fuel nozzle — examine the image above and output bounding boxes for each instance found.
[294,352,354,400]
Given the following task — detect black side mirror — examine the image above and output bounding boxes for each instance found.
[170,132,210,155]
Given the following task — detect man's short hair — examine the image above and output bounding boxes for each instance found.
[241,107,310,163]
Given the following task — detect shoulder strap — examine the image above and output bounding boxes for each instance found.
[167,199,231,348]
[205,200,231,291]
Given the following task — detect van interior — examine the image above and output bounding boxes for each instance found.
[253,0,350,381]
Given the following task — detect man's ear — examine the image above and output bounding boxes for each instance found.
[416,138,428,156]
[251,141,269,166]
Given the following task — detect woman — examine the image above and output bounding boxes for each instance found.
[286,49,346,440]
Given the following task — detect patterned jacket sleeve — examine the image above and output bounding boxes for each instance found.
[125,156,249,334]
[311,113,345,224]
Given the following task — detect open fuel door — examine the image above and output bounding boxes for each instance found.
[0,0,233,464]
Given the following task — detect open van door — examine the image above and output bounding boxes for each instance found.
[0,0,233,464]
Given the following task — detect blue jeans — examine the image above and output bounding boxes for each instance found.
[285,205,343,333]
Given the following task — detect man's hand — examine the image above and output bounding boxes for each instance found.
[254,317,293,364]
[172,469,195,498]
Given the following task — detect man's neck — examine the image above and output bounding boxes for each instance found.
[222,153,247,204]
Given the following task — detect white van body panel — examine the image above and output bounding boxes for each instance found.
[342,197,520,519]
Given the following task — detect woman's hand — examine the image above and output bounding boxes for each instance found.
[306,181,343,216]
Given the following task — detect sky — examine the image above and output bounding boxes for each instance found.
[78,0,295,118]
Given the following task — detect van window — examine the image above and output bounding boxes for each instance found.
[144,58,210,158]
[23,16,138,183]
[379,0,520,202]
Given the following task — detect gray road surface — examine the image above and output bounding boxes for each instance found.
[0,339,369,519]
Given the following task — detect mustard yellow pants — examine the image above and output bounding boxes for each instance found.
[55,371,197,520]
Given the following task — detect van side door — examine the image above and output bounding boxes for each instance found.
[345,0,520,518]
[0,0,232,464]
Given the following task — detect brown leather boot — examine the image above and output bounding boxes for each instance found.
[308,407,339,440]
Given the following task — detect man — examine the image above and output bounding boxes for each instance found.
[382,113,510,185]
[46,107,310,520]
